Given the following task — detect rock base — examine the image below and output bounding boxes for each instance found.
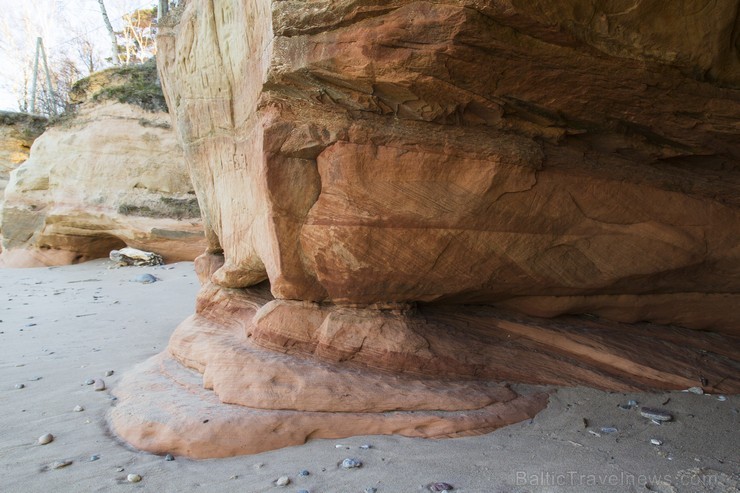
[110,351,548,458]
[109,283,739,458]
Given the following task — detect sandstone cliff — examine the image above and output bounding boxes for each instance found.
[111,0,740,458]
[0,111,46,218]
[156,0,740,332]
[0,68,205,267]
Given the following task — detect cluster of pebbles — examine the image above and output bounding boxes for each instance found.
[584,389,728,452]
[270,443,456,493]
[30,370,173,483]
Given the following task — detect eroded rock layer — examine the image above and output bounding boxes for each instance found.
[0,112,46,226]
[0,101,205,267]
[158,0,740,332]
[112,0,740,457]
[110,278,739,457]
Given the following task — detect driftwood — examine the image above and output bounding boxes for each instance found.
[110,247,164,266]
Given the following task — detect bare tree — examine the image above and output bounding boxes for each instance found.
[73,34,103,76]
[97,0,120,66]
[117,7,157,65]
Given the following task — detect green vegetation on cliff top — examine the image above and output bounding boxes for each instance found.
[71,58,167,113]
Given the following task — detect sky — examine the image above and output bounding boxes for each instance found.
[0,0,157,112]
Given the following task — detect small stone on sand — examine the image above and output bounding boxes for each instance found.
[73,405,84,412]
[52,460,72,469]
[105,370,114,376]
[298,470,309,476]
[133,274,158,284]
[360,444,372,449]
[640,407,673,422]
[341,458,362,469]
[165,454,175,461]
[275,476,290,486]
[85,379,95,385]
[93,379,106,391]
[429,482,454,491]
[38,433,54,445]
[15,383,25,389]
[365,488,378,493]
[650,439,663,446]
[90,455,100,461]
[127,474,142,483]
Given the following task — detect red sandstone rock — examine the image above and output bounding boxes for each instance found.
[157,0,740,332]
[110,0,740,457]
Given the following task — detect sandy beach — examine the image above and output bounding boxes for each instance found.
[1,260,737,493]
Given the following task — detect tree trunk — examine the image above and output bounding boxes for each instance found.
[158,0,168,21]
[97,0,119,66]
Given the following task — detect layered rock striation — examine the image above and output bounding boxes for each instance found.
[0,98,205,267]
[111,0,740,457]
[0,111,46,221]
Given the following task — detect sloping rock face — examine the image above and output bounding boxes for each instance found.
[0,112,46,220]
[0,101,205,267]
[111,0,740,458]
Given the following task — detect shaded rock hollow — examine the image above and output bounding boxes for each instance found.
[110,0,740,458]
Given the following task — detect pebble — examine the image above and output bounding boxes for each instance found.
[165,453,175,461]
[52,460,72,469]
[335,444,349,449]
[650,439,663,446]
[685,386,704,395]
[133,274,158,284]
[15,383,25,389]
[38,433,54,445]
[364,488,378,493]
[297,490,309,493]
[116,467,125,472]
[85,378,95,385]
[341,458,362,469]
[627,400,638,407]
[600,427,618,434]
[429,482,454,492]
[717,395,727,402]
[298,470,309,477]
[640,407,673,422]
[360,444,372,449]
[275,476,290,486]
[127,473,142,483]
[90,455,100,461]
[73,405,84,412]
[105,370,115,377]
[93,379,106,391]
